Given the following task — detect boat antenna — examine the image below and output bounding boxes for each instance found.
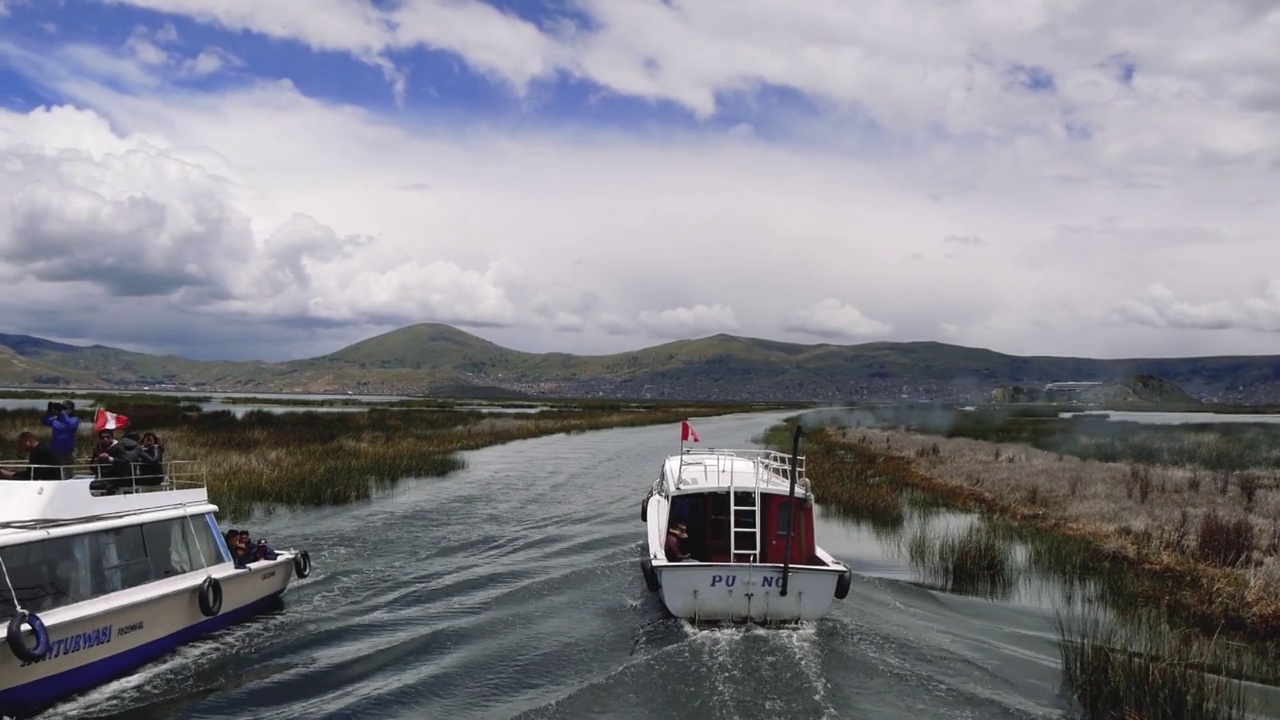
[779,423,804,597]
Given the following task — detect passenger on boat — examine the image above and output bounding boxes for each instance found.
[91,429,141,492]
[253,538,280,562]
[665,522,692,562]
[136,432,166,485]
[0,431,63,481]
[40,400,79,466]
[226,530,251,567]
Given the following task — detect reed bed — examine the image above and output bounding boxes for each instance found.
[844,403,1280,472]
[0,402,776,518]
[1055,607,1261,720]
[760,415,1280,718]
[807,424,1280,644]
[903,521,1016,600]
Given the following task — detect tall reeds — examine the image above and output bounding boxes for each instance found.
[904,521,1015,600]
[1055,607,1260,720]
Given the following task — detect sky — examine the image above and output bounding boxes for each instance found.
[0,0,1277,362]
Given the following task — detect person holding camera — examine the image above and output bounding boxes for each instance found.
[41,400,80,467]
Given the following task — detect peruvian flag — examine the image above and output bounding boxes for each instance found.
[681,419,699,443]
[95,408,129,433]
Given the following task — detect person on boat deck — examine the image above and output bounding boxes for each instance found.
[230,529,261,567]
[253,537,279,562]
[91,429,141,492]
[136,432,165,485]
[0,431,63,481]
[40,400,79,466]
[665,522,692,562]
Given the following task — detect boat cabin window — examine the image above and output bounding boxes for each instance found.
[777,502,793,535]
[0,513,229,619]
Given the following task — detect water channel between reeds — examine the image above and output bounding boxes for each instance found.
[24,411,1280,720]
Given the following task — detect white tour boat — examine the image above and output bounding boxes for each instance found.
[638,423,852,623]
[0,459,313,717]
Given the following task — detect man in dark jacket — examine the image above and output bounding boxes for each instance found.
[665,522,691,561]
[92,429,141,492]
[0,432,63,481]
[41,401,79,466]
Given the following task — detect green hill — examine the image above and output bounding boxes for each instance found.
[3,323,1280,403]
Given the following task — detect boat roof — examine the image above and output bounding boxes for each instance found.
[0,460,213,543]
[661,448,811,496]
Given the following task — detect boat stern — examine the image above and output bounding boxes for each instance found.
[653,562,846,623]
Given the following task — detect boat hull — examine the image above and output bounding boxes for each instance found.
[653,561,843,623]
[0,554,298,718]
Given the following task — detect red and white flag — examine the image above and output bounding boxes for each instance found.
[95,408,129,433]
[681,419,699,443]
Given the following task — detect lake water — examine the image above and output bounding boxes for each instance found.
[0,395,549,418]
[26,410,1278,720]
[1060,410,1280,425]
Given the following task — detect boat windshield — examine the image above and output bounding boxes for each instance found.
[0,513,230,619]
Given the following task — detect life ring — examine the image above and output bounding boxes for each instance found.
[6,610,50,663]
[640,558,660,593]
[198,576,223,617]
[294,550,312,579]
[834,569,852,600]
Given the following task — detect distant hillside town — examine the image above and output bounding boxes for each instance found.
[2,324,1278,405]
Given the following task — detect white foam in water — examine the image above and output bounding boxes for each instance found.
[31,609,286,719]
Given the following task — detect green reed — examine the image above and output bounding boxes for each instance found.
[1054,606,1268,720]
[901,520,1017,600]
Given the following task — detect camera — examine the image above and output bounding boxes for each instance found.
[45,400,75,415]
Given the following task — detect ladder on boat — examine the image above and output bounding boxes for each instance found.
[728,457,761,563]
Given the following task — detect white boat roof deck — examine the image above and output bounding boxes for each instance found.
[662,448,810,496]
[0,460,212,542]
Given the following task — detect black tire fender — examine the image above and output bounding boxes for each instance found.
[640,496,648,523]
[834,569,852,600]
[198,576,223,617]
[294,550,312,579]
[6,610,51,663]
[640,558,660,593]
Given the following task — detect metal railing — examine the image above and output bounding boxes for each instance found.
[679,447,807,484]
[0,459,206,494]
[675,447,809,493]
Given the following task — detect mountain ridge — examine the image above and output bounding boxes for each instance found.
[2,323,1279,404]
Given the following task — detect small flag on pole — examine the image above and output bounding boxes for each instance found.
[681,419,699,443]
[95,408,129,433]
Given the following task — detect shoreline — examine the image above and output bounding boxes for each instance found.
[810,424,1280,651]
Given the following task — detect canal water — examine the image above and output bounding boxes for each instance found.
[21,411,1274,719]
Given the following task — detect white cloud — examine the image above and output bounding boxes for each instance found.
[784,300,891,340]
[108,23,244,84]
[0,1,1278,361]
[636,305,740,338]
[94,0,1280,173]
[1112,283,1280,333]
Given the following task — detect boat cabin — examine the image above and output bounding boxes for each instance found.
[0,459,231,617]
[661,450,819,566]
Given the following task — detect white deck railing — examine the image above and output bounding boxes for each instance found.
[678,447,808,487]
[0,459,206,494]
[686,445,803,479]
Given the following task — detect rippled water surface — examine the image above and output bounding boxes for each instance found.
[32,412,1099,719]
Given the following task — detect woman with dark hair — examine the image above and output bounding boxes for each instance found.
[137,432,165,486]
